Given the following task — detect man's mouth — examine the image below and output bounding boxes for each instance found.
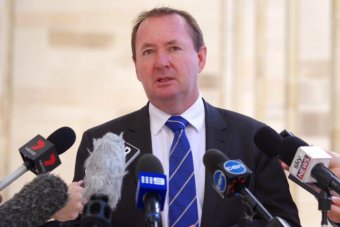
[157,78,173,83]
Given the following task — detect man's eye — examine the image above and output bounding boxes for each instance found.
[169,46,180,52]
[142,49,154,56]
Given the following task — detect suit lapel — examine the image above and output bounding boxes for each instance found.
[121,104,153,180]
[201,101,229,227]
[123,104,152,154]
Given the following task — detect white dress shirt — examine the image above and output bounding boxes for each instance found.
[149,96,206,227]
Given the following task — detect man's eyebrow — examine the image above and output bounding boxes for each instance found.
[166,40,178,45]
[139,40,179,50]
[140,43,155,50]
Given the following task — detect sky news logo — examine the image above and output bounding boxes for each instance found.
[297,155,311,180]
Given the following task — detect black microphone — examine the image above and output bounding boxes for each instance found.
[254,126,321,194]
[81,132,127,227]
[203,149,290,227]
[278,136,340,194]
[253,126,284,158]
[0,173,68,226]
[0,126,76,191]
[254,126,340,194]
[135,153,167,227]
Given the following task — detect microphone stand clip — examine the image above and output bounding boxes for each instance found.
[288,174,331,227]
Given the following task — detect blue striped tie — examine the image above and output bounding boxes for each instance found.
[166,116,199,227]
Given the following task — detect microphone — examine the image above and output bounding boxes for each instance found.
[203,149,290,226]
[0,126,76,191]
[81,132,126,227]
[278,136,340,194]
[254,126,340,226]
[253,126,284,159]
[0,173,68,226]
[254,126,340,194]
[135,153,167,227]
[253,126,322,194]
[203,149,252,198]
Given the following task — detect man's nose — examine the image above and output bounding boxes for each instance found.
[154,50,170,68]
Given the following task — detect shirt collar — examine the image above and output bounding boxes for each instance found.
[149,96,205,135]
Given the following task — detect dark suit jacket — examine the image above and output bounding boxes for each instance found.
[63,100,301,227]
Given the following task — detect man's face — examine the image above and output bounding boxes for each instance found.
[134,14,206,113]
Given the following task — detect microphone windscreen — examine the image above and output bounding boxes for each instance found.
[253,126,282,157]
[277,136,309,166]
[0,174,68,227]
[84,132,126,210]
[47,126,76,155]
[203,149,228,173]
[135,153,164,178]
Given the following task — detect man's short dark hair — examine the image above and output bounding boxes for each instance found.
[131,7,205,61]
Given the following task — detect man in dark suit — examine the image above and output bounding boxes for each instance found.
[63,6,301,227]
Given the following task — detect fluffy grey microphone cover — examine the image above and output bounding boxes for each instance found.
[83,132,126,210]
[0,174,68,227]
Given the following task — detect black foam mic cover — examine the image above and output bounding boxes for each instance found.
[253,126,283,157]
[47,126,76,155]
[135,153,164,177]
[277,136,309,166]
[0,174,68,227]
[203,148,228,173]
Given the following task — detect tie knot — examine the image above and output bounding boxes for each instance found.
[166,116,188,132]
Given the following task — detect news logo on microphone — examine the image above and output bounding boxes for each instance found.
[19,135,61,174]
[124,141,140,167]
[224,160,248,175]
[289,146,331,183]
[136,172,167,210]
[212,159,252,198]
[213,170,227,197]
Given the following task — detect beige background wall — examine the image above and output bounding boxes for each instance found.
[0,0,339,226]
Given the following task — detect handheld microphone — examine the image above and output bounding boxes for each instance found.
[203,149,252,198]
[203,149,290,226]
[0,126,76,191]
[254,126,340,194]
[253,126,284,159]
[0,173,68,227]
[135,153,167,227]
[81,132,126,227]
[253,126,321,195]
[278,136,340,194]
